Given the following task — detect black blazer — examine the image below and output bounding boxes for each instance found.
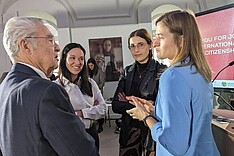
[0,63,98,156]
[112,60,166,146]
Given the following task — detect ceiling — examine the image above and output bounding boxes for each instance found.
[0,0,233,29]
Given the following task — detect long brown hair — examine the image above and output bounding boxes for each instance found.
[156,10,212,82]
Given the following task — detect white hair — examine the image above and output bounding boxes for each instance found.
[3,17,47,59]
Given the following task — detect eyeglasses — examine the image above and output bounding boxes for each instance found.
[128,42,148,51]
[25,36,56,45]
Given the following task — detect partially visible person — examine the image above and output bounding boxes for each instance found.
[0,17,98,155]
[55,43,106,150]
[112,28,167,156]
[87,57,105,94]
[126,10,220,156]
[87,57,106,133]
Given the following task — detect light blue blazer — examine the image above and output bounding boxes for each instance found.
[151,63,220,156]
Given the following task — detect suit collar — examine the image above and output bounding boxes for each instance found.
[12,63,47,79]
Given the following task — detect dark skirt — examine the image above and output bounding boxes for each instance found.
[119,127,155,156]
[119,127,142,156]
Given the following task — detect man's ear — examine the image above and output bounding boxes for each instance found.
[19,39,31,53]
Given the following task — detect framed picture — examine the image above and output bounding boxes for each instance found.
[89,37,123,82]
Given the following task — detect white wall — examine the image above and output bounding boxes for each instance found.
[57,28,72,52]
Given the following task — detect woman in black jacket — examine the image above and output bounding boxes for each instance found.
[112,28,167,156]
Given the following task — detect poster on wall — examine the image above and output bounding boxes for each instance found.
[89,37,123,82]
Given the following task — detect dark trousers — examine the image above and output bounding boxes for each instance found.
[86,123,100,150]
[97,118,104,126]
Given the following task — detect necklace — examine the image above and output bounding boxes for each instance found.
[136,61,149,79]
[137,68,147,79]
[137,66,148,79]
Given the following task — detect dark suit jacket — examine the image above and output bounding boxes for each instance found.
[0,63,98,156]
[112,59,166,146]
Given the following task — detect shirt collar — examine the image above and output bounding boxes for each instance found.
[60,76,76,87]
[174,56,191,66]
[18,62,49,80]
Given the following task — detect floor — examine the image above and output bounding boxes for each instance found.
[99,120,119,156]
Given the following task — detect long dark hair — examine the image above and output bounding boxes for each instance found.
[58,43,93,96]
[87,57,98,76]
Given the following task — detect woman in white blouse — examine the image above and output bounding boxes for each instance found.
[55,43,106,150]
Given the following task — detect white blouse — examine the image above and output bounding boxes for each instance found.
[54,77,106,129]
